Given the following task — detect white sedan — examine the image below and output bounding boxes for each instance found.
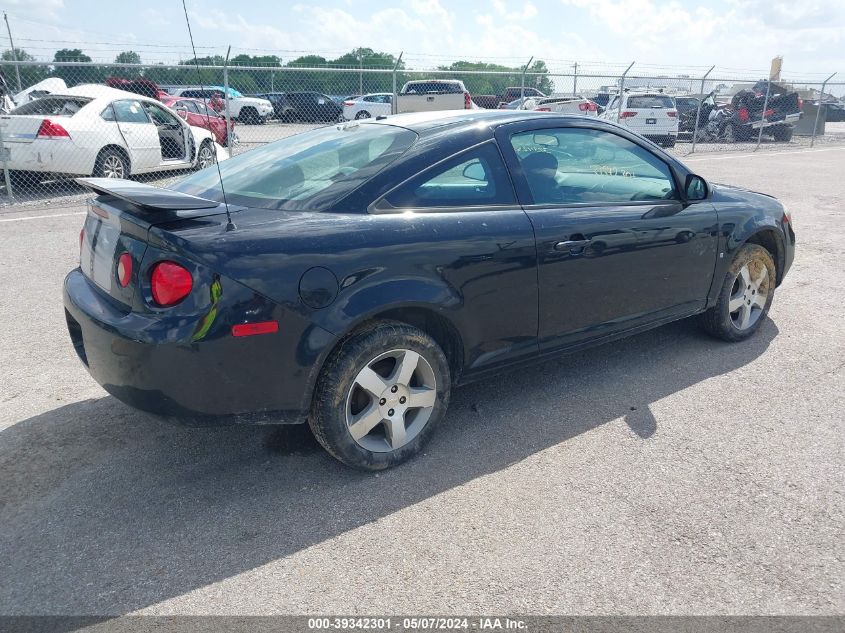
[523,95,599,116]
[343,93,393,120]
[0,84,226,184]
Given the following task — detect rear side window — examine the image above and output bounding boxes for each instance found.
[381,142,515,210]
[174,123,417,211]
[110,100,151,124]
[403,82,462,95]
[11,97,91,116]
[627,95,676,109]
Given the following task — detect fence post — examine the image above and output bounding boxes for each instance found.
[223,46,233,156]
[617,61,635,123]
[811,72,836,148]
[572,62,578,96]
[392,51,403,115]
[690,65,715,155]
[754,79,772,151]
[0,122,14,203]
[520,56,533,100]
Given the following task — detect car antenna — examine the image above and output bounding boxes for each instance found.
[181,0,235,232]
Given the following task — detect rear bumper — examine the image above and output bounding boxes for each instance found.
[3,139,93,175]
[63,268,336,422]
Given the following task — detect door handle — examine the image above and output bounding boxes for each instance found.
[554,239,590,251]
[121,128,133,135]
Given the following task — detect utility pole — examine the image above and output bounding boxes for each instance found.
[572,62,578,96]
[4,13,22,92]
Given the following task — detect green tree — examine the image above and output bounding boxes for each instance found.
[1,48,48,91]
[112,51,142,79]
[52,48,104,86]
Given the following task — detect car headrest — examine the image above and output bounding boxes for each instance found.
[522,151,558,173]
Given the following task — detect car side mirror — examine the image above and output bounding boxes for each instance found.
[176,109,188,120]
[462,162,486,181]
[685,174,708,201]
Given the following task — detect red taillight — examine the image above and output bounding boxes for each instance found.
[464,91,472,109]
[79,227,84,251]
[797,98,803,110]
[763,108,775,118]
[150,261,193,307]
[116,253,132,288]
[37,119,70,139]
[343,101,354,106]
[667,110,677,117]
[738,107,749,122]
[535,107,551,112]
[231,321,279,337]
[619,111,638,118]
[578,102,598,112]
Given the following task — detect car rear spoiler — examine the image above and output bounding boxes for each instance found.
[76,178,219,211]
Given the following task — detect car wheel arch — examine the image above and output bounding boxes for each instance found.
[304,304,466,412]
[743,228,785,287]
[93,145,131,176]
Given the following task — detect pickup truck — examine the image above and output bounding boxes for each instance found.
[396,80,474,113]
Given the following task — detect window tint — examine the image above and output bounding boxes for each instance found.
[174,124,417,211]
[383,142,514,209]
[12,97,91,116]
[175,100,199,114]
[403,82,463,95]
[627,95,676,109]
[143,102,179,126]
[510,128,676,205]
[111,100,151,124]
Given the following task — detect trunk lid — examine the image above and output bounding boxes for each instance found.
[0,115,50,144]
[77,178,228,308]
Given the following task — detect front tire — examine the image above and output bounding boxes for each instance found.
[240,107,259,125]
[700,243,776,342]
[355,110,371,119]
[309,321,451,470]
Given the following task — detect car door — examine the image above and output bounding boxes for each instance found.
[371,141,539,373]
[496,121,718,351]
[143,101,191,165]
[106,99,160,171]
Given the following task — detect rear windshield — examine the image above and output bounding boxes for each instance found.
[173,123,417,211]
[10,96,91,116]
[627,95,675,109]
[402,82,463,95]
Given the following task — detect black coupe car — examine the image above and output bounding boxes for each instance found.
[65,111,795,469]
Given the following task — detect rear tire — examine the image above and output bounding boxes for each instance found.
[240,107,259,125]
[662,138,676,148]
[355,110,371,119]
[94,148,129,179]
[195,140,215,171]
[700,243,776,342]
[772,126,793,142]
[309,320,451,470]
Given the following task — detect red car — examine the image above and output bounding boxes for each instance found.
[160,96,236,147]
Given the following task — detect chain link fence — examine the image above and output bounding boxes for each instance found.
[0,57,842,210]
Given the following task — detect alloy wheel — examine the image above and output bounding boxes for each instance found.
[345,349,437,453]
[729,260,769,330]
[197,145,215,169]
[102,155,125,179]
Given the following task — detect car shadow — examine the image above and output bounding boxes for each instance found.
[0,318,778,617]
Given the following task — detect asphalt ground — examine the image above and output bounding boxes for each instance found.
[0,144,843,616]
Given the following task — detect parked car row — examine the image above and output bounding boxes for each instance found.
[0,84,227,186]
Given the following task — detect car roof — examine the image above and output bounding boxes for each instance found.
[365,109,597,133]
[54,84,149,101]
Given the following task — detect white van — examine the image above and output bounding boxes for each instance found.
[601,92,678,147]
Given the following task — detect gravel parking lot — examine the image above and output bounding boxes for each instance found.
[0,144,843,616]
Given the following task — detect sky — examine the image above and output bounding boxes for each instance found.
[0,0,842,83]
